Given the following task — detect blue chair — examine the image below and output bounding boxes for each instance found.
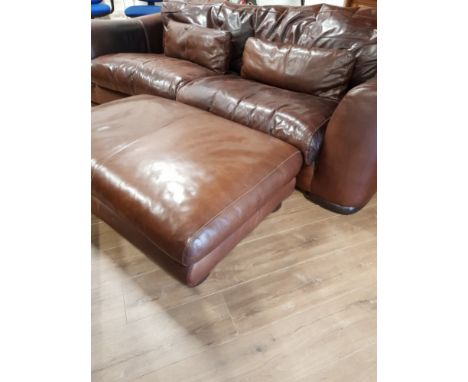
[91,0,114,18]
[125,0,161,18]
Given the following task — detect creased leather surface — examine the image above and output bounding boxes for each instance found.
[212,3,257,71]
[241,37,355,101]
[91,53,216,99]
[252,4,377,87]
[161,2,376,86]
[162,2,256,72]
[308,78,377,208]
[164,20,232,73]
[176,75,337,164]
[92,95,302,267]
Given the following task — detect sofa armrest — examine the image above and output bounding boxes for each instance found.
[91,13,164,59]
[306,78,377,214]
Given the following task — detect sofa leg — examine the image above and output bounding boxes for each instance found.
[272,203,282,213]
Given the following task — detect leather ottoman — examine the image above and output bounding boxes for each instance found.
[92,95,303,286]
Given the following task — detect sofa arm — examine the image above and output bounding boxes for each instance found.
[91,13,164,59]
[306,78,377,214]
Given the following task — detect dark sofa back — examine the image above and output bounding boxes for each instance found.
[161,1,377,87]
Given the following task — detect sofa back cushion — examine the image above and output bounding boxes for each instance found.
[162,2,255,72]
[241,37,355,101]
[164,20,232,73]
[251,4,376,88]
[162,2,376,87]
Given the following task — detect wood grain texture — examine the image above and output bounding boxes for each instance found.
[345,0,377,8]
[92,191,376,382]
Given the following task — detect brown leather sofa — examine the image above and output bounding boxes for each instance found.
[91,1,377,214]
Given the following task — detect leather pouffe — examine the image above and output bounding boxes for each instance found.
[92,95,303,286]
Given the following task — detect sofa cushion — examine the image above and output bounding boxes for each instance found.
[241,37,355,101]
[91,53,217,99]
[161,2,256,72]
[164,20,232,73]
[161,2,376,87]
[176,75,337,165]
[253,4,377,87]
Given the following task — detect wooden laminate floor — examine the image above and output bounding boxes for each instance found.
[92,191,377,382]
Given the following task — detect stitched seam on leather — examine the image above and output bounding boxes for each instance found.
[184,180,293,283]
[92,108,200,181]
[282,45,293,90]
[182,150,301,265]
[231,86,269,131]
[233,88,259,128]
[264,101,279,136]
[92,123,160,180]
[205,83,222,114]
[110,55,150,95]
[134,57,159,94]
[103,55,156,95]
[104,55,141,95]
[92,109,208,263]
[107,61,121,93]
[174,68,216,96]
[313,36,375,42]
[136,19,151,53]
[246,101,260,131]
[229,92,248,121]
[129,60,141,95]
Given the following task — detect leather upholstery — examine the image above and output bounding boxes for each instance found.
[92,95,302,285]
[91,53,216,99]
[91,13,164,59]
[241,37,355,101]
[161,2,377,86]
[162,2,255,72]
[164,20,232,73]
[91,83,127,104]
[138,12,165,54]
[306,78,376,211]
[91,19,147,59]
[93,179,293,286]
[252,4,376,87]
[90,3,377,214]
[176,75,337,165]
[312,5,377,88]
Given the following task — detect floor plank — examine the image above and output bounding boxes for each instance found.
[120,213,374,322]
[92,191,376,381]
[92,293,237,380]
[132,284,376,382]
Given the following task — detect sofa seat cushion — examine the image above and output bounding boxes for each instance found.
[176,75,338,164]
[92,95,302,286]
[91,53,217,100]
